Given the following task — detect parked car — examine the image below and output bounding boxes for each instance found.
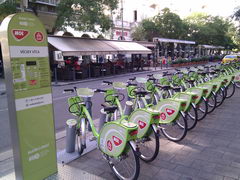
[221,55,240,64]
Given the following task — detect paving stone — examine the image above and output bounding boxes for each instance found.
[174,165,200,177]
[153,168,181,180]
[191,159,216,173]
[99,172,116,180]
[149,159,177,170]
[170,155,195,167]
[223,177,238,180]
[197,170,224,180]
[140,163,160,177]
[213,165,240,179]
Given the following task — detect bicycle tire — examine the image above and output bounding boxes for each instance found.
[207,92,217,114]
[160,111,188,142]
[138,125,159,162]
[225,82,235,98]
[216,88,225,107]
[185,103,198,130]
[235,81,240,88]
[196,97,208,121]
[108,142,140,180]
[76,118,86,155]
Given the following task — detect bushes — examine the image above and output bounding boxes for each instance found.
[171,56,211,67]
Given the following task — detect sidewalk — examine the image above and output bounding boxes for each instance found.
[1,90,240,179]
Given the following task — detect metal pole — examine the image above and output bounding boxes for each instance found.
[73,66,76,81]
[54,66,58,84]
[121,0,124,40]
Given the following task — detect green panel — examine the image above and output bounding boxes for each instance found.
[1,12,57,180]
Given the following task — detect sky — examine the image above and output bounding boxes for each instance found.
[120,0,240,22]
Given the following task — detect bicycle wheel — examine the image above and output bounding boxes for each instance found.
[196,97,208,121]
[107,142,140,180]
[207,92,217,113]
[76,118,86,155]
[235,81,240,88]
[215,88,225,107]
[185,103,198,130]
[225,82,235,98]
[160,111,188,142]
[138,125,159,162]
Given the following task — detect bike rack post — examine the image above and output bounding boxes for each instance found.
[145,95,151,104]
[65,119,77,153]
[124,101,133,116]
[99,109,107,132]
[83,97,92,131]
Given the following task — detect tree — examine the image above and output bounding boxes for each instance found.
[154,8,187,39]
[55,0,118,33]
[0,1,17,22]
[131,8,187,41]
[184,13,237,49]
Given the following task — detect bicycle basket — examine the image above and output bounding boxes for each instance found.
[136,77,147,84]
[68,96,83,116]
[76,88,94,98]
[113,82,127,90]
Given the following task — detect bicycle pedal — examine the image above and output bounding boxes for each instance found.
[89,136,97,141]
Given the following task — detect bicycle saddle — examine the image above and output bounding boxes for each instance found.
[156,84,171,90]
[172,86,181,92]
[186,79,195,84]
[198,72,207,76]
[135,90,148,97]
[101,104,118,113]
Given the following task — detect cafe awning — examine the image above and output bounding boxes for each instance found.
[103,41,152,54]
[48,36,117,56]
[48,36,152,56]
[153,37,196,45]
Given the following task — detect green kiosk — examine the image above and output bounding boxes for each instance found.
[0,13,57,180]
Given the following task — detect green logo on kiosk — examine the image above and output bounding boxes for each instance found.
[12,29,29,41]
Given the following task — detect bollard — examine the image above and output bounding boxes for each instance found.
[99,109,107,132]
[65,119,77,153]
[145,95,151,105]
[124,101,133,116]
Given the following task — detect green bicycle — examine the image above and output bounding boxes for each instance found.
[64,87,140,180]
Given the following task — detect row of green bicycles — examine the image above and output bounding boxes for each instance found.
[64,61,240,180]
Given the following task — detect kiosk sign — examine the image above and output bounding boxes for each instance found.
[0,13,57,180]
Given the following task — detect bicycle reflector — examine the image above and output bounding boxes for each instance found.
[129,130,138,136]
[181,103,186,107]
[152,115,161,119]
[192,95,198,100]
[203,89,208,94]
[213,85,217,89]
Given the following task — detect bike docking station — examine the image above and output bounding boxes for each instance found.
[57,96,98,164]
[0,13,57,180]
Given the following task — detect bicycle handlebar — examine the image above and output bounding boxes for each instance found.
[95,89,107,93]
[129,77,136,81]
[63,89,75,93]
[102,81,113,85]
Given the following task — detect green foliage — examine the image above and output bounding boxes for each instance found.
[55,0,118,33]
[132,8,187,41]
[184,13,236,49]
[154,8,187,39]
[0,1,17,22]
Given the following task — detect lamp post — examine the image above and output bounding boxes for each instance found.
[121,0,124,40]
